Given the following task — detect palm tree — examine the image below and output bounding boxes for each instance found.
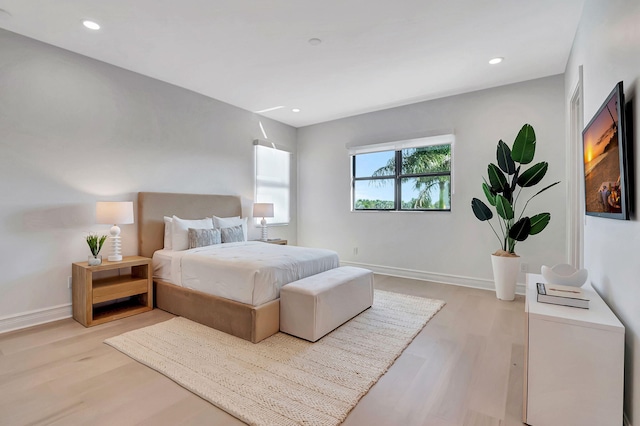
[372,145,451,209]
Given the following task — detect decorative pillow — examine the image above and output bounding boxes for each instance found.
[213,216,248,241]
[171,216,214,251]
[188,227,221,248]
[221,225,245,243]
[163,216,173,250]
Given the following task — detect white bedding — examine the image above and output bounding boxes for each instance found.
[153,241,339,306]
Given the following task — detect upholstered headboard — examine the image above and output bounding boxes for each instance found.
[138,192,242,258]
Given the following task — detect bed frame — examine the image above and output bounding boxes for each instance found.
[137,192,280,343]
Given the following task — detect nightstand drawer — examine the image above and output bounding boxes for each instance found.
[93,276,149,304]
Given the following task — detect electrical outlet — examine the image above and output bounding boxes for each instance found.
[520,263,529,273]
[353,247,358,256]
[68,276,73,289]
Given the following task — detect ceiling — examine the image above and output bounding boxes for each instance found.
[0,1,585,128]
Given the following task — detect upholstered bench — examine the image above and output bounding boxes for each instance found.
[280,266,374,342]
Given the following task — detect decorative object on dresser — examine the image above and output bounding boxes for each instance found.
[524,273,624,425]
[253,202,274,241]
[72,256,152,327]
[535,282,589,309]
[105,290,445,426]
[85,233,107,266]
[471,123,560,300]
[541,263,588,287]
[96,201,134,261]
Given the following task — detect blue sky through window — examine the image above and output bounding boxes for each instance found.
[354,151,394,201]
[354,151,394,177]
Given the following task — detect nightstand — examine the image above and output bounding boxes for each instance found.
[264,239,287,245]
[72,256,153,327]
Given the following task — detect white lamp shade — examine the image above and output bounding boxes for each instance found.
[96,201,134,225]
[253,203,274,218]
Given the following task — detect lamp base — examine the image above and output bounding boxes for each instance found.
[260,218,268,241]
[108,228,123,262]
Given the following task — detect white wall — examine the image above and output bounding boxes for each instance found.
[565,0,640,422]
[0,29,297,330]
[297,75,567,290]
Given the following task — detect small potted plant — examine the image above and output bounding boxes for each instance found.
[471,123,559,300]
[86,233,108,266]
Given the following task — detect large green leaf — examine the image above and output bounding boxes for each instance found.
[488,163,508,192]
[509,217,531,241]
[529,213,551,235]
[502,185,513,204]
[531,181,560,198]
[471,198,493,221]
[517,162,548,187]
[496,140,516,175]
[482,182,496,206]
[495,194,514,220]
[511,124,536,165]
[511,166,520,192]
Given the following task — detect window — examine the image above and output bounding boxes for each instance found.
[350,135,453,211]
[255,143,290,224]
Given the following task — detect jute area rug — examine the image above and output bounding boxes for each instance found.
[105,290,445,426]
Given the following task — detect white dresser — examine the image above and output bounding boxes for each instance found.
[523,273,624,425]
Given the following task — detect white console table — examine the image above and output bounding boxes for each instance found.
[523,273,624,425]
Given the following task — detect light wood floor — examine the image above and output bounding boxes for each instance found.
[0,275,526,426]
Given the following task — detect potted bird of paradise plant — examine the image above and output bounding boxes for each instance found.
[471,123,559,300]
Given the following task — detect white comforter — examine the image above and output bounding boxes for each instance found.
[162,241,339,306]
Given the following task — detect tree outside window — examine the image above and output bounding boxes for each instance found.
[352,143,451,211]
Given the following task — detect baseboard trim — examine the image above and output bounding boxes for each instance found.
[624,412,632,426]
[340,260,526,295]
[0,304,72,334]
[0,263,525,335]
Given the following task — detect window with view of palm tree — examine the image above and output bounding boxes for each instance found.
[352,143,452,211]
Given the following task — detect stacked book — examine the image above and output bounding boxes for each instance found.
[536,282,590,309]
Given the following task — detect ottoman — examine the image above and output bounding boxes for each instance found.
[280,266,374,342]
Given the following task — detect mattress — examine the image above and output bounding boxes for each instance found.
[153,241,339,306]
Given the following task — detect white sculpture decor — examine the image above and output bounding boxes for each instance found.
[541,263,588,288]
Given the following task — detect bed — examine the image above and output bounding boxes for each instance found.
[138,192,339,343]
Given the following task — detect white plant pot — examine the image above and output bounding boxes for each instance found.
[491,254,520,301]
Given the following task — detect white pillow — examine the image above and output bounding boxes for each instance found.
[163,216,173,250]
[213,216,248,242]
[171,216,214,251]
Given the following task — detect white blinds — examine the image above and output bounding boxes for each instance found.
[255,144,290,225]
[346,133,455,155]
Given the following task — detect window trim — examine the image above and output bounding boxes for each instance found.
[350,134,454,212]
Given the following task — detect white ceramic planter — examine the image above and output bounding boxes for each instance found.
[491,254,520,301]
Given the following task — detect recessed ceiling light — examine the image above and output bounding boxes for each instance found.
[292,108,301,113]
[308,38,322,46]
[82,20,101,30]
[489,57,504,65]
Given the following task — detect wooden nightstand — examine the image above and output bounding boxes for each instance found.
[264,239,287,245]
[72,256,153,327]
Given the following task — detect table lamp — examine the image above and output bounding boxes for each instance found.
[253,203,274,241]
[96,201,134,261]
